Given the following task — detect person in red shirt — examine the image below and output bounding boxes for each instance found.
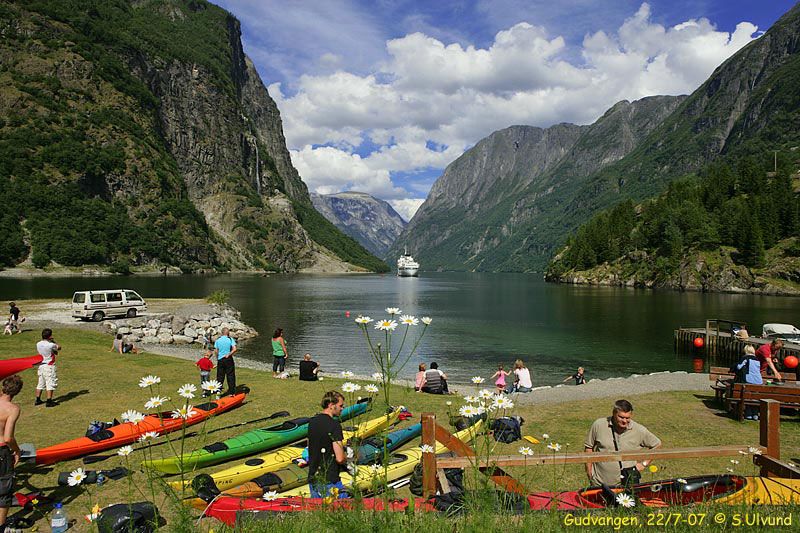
[755,339,783,380]
[196,351,215,396]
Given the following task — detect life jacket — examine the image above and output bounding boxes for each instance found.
[424,369,443,393]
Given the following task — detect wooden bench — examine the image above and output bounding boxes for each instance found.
[725,383,800,421]
[709,366,796,405]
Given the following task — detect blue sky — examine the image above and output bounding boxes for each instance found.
[212,1,796,220]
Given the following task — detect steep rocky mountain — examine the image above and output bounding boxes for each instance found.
[392,3,800,273]
[390,95,684,271]
[0,0,387,273]
[311,192,406,257]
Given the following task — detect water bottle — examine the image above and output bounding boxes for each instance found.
[50,502,68,533]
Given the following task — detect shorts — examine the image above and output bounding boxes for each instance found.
[0,446,14,507]
[308,480,349,499]
[37,364,58,391]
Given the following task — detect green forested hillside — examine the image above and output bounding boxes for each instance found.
[546,154,800,291]
[0,0,387,273]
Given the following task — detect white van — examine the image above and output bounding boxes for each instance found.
[71,289,147,321]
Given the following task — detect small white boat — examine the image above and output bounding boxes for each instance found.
[397,249,419,277]
[762,323,800,344]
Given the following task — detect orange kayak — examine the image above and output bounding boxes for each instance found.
[34,393,246,465]
[0,355,43,379]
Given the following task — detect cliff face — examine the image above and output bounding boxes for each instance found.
[0,0,386,273]
[311,192,407,257]
[390,96,683,271]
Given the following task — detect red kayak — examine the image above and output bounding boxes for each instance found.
[35,393,246,465]
[206,495,437,525]
[0,355,43,379]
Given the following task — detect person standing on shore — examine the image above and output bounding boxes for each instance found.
[271,328,288,378]
[584,399,661,489]
[34,329,59,407]
[307,390,348,498]
[197,350,215,395]
[0,375,23,531]
[563,367,587,385]
[214,327,237,396]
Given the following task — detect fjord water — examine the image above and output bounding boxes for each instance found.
[2,273,797,386]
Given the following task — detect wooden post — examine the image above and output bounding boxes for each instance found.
[759,399,780,476]
[421,413,437,498]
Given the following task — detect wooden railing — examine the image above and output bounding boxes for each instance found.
[421,400,799,498]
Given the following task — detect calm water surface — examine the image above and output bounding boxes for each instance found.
[2,273,797,385]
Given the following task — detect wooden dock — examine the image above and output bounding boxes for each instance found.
[675,319,800,367]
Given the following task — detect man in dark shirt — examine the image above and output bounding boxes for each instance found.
[299,353,320,381]
[307,390,348,498]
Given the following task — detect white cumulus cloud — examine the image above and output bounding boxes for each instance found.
[265,2,758,206]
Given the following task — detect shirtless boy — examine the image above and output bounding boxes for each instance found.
[0,375,23,530]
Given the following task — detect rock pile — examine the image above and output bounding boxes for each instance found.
[104,304,258,345]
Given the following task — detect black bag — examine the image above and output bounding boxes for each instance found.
[96,502,160,533]
[489,416,523,443]
[409,455,464,497]
[620,465,642,488]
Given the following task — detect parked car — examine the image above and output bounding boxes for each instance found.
[71,289,147,322]
[762,323,800,344]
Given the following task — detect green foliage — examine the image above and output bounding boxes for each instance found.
[292,201,390,272]
[205,289,230,305]
[548,155,800,276]
[109,259,132,275]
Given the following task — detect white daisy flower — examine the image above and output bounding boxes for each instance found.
[340,371,355,378]
[471,377,485,384]
[371,372,383,381]
[421,317,432,325]
[547,442,562,452]
[420,444,435,454]
[399,315,419,326]
[171,405,197,419]
[342,382,361,393]
[364,384,379,393]
[263,491,280,501]
[615,493,635,508]
[492,396,514,410]
[121,410,145,424]
[117,445,133,457]
[201,380,223,393]
[138,431,159,442]
[542,434,550,440]
[518,446,535,456]
[385,307,401,315]
[738,450,749,455]
[463,395,479,404]
[730,459,739,465]
[369,464,383,473]
[726,468,734,473]
[374,320,398,331]
[446,401,452,406]
[474,405,486,415]
[144,396,168,410]
[355,316,373,324]
[748,446,763,456]
[478,389,494,399]
[138,375,161,388]
[459,405,477,417]
[68,468,87,486]
[178,383,197,399]
[677,478,687,484]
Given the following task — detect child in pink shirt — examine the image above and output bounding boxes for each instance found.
[491,364,510,393]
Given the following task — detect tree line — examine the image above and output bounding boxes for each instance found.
[548,154,800,275]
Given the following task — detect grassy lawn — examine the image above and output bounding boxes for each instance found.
[1,327,799,531]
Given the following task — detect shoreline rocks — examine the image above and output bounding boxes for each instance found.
[104,303,258,346]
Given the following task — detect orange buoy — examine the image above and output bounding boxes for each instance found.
[693,337,704,348]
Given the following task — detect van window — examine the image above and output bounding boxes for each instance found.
[73,293,86,304]
[90,294,106,303]
[107,292,123,302]
[125,291,142,302]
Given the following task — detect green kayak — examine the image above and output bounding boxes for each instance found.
[143,401,369,474]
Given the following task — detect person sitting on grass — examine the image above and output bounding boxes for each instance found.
[422,362,450,395]
[110,333,139,354]
[414,363,426,392]
[505,359,533,393]
[299,353,320,381]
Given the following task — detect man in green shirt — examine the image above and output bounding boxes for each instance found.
[584,399,661,487]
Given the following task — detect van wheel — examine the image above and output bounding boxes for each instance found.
[92,311,105,322]
[126,308,137,318]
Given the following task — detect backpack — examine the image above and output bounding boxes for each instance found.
[409,453,464,497]
[489,416,523,443]
[732,355,758,383]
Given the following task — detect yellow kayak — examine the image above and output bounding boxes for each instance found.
[280,420,483,497]
[171,409,401,491]
[715,476,800,505]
